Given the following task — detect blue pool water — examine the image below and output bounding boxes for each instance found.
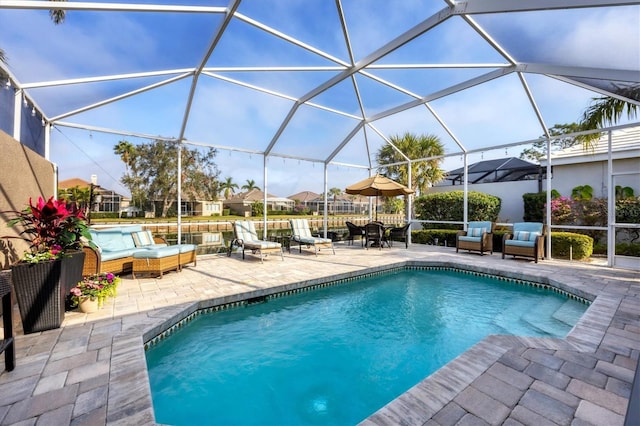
[146,268,587,425]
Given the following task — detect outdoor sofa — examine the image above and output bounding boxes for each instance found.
[82,225,197,276]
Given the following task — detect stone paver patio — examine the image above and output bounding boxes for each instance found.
[0,243,638,425]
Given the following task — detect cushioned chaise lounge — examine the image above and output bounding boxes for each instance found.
[456,221,495,255]
[289,219,335,256]
[229,221,283,263]
[502,222,546,263]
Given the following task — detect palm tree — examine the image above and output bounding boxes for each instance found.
[220,177,239,200]
[114,140,143,208]
[241,179,260,192]
[376,132,445,196]
[328,187,342,215]
[1,2,66,78]
[114,140,136,173]
[579,83,640,145]
[0,48,6,79]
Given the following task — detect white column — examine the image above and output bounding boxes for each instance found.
[607,130,614,267]
[263,155,268,240]
[545,138,552,260]
[177,141,182,245]
[13,89,21,141]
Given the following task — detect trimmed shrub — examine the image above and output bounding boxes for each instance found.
[415,191,501,229]
[549,232,593,260]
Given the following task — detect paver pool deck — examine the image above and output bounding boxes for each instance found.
[0,242,638,425]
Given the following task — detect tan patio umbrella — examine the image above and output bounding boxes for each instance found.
[345,174,414,221]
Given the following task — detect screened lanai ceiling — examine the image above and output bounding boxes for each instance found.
[1,0,639,188]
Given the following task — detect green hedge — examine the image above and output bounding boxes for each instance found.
[414,191,501,229]
[523,192,545,222]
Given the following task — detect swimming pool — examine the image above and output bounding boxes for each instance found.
[145,267,588,425]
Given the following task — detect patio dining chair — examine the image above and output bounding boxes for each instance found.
[387,223,411,249]
[345,221,365,247]
[364,222,386,250]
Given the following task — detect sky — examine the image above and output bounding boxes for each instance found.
[1,1,638,198]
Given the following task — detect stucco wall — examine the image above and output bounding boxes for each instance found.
[0,130,56,270]
[549,158,640,198]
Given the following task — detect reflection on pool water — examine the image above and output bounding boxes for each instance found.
[145,268,588,425]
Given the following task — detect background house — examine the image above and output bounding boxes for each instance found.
[59,176,131,215]
[223,189,294,216]
[429,157,545,222]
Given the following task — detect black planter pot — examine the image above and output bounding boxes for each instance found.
[61,251,86,310]
[11,251,86,334]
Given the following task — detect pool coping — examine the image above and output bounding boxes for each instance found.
[112,259,618,425]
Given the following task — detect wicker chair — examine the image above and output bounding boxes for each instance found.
[346,221,365,247]
[387,223,410,249]
[364,222,386,249]
[456,221,495,256]
[502,222,546,263]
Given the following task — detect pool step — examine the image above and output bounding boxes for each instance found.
[492,299,536,335]
[520,299,575,337]
[552,300,586,327]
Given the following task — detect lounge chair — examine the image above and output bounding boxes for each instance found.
[345,221,365,247]
[229,221,283,263]
[502,222,546,263]
[289,219,335,256]
[387,223,411,249]
[364,222,386,249]
[456,221,495,255]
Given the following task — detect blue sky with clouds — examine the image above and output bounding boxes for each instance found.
[1,1,638,198]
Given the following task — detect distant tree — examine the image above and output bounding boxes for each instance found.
[113,140,144,208]
[241,179,260,192]
[328,187,342,215]
[220,177,239,200]
[57,186,90,210]
[519,123,585,162]
[119,140,220,217]
[376,132,445,196]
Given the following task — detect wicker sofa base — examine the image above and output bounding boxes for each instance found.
[502,244,544,262]
[132,254,180,279]
[179,248,197,269]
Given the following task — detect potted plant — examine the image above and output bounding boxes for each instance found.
[70,272,120,313]
[5,196,91,333]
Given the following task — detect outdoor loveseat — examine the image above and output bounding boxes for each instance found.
[456,221,495,256]
[502,222,546,263]
[82,225,197,277]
